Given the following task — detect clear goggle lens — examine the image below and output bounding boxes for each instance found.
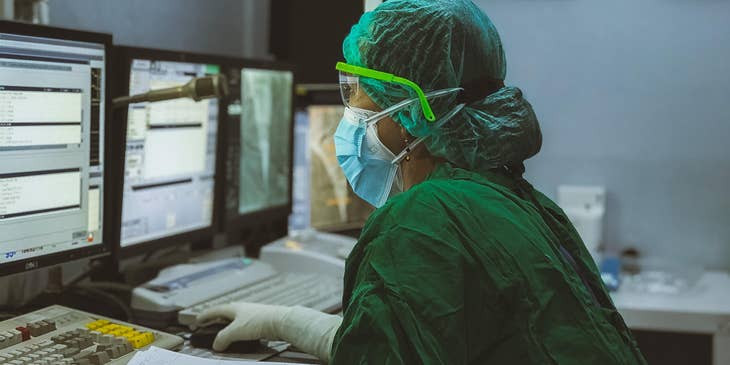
[340,70,463,126]
[339,71,363,109]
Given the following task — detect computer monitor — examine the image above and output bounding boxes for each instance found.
[0,21,112,276]
[113,47,225,257]
[219,61,295,241]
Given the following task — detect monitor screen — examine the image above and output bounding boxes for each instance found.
[0,30,107,267]
[237,68,293,215]
[120,59,220,248]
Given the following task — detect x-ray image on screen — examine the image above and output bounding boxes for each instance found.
[239,68,293,214]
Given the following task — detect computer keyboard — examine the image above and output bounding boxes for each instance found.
[178,272,343,326]
[0,305,183,364]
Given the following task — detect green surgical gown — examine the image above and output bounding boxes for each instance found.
[330,163,647,364]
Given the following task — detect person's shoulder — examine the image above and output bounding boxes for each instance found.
[385,167,511,214]
[357,177,462,243]
[377,178,461,220]
[362,173,494,240]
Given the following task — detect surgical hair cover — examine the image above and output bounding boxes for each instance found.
[343,0,542,171]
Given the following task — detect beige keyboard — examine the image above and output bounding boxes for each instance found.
[178,272,343,326]
[0,305,183,364]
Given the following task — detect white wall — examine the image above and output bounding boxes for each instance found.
[476,0,730,269]
[364,0,382,12]
[48,0,270,58]
[0,0,13,19]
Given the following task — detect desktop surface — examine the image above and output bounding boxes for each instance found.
[611,271,730,333]
[611,271,730,365]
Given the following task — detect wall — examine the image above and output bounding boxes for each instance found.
[476,0,730,269]
[47,0,270,58]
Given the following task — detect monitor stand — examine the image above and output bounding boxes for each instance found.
[4,264,131,321]
[1,262,91,310]
[0,268,48,310]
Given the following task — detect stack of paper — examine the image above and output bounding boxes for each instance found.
[128,347,291,365]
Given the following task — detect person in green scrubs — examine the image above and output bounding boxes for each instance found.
[199,1,648,363]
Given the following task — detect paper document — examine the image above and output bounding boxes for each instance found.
[128,346,291,365]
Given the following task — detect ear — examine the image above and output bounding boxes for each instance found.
[376,116,406,154]
[399,126,429,158]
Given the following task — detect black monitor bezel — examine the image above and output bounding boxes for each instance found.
[0,20,113,277]
[111,46,231,259]
[217,59,296,239]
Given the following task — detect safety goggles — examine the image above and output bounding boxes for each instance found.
[356,88,465,164]
[336,62,436,122]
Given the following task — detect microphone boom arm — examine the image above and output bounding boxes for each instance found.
[112,74,228,109]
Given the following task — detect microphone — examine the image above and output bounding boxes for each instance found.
[112,74,229,108]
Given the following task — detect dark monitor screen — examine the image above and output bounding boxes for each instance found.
[114,47,224,257]
[0,21,112,276]
[238,68,293,214]
[220,61,295,235]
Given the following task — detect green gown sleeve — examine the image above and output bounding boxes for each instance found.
[329,177,509,365]
[329,280,415,364]
[329,225,471,365]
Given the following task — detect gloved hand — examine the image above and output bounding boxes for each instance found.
[197,302,343,362]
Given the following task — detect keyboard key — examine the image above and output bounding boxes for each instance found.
[61,346,79,357]
[121,330,139,339]
[15,327,30,341]
[88,351,111,364]
[99,335,114,345]
[85,320,109,331]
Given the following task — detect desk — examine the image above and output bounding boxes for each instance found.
[611,271,730,365]
[177,335,321,363]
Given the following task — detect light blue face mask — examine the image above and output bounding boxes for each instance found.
[334,89,465,208]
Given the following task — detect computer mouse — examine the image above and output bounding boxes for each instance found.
[190,322,262,353]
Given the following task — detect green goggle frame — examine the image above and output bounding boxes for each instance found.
[336,62,436,122]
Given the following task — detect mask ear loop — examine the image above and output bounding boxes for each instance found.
[392,103,466,164]
[363,87,463,126]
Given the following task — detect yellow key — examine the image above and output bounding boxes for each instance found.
[130,333,154,349]
[86,319,109,330]
[97,325,114,334]
[135,332,154,347]
[117,326,134,335]
[122,331,141,339]
[129,335,146,349]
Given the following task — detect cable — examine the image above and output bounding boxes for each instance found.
[68,286,134,322]
[65,268,93,288]
[80,282,134,293]
[141,245,189,263]
[0,311,19,321]
[141,248,160,263]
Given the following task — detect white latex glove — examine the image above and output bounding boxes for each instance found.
[196,302,343,362]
